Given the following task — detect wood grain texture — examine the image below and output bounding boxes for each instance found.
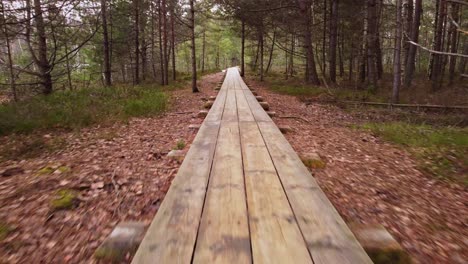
[257,121,373,264]
[193,121,252,264]
[239,121,313,264]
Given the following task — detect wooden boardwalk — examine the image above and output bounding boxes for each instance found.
[132,68,372,264]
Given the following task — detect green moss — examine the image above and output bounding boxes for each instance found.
[57,166,71,173]
[0,222,12,241]
[174,139,186,150]
[37,166,55,175]
[50,189,77,210]
[302,159,327,169]
[94,247,124,263]
[356,122,467,184]
[367,247,412,264]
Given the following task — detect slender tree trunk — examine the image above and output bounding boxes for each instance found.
[403,0,413,67]
[241,20,245,76]
[1,0,17,101]
[431,0,446,91]
[266,31,276,73]
[30,0,53,94]
[448,3,459,84]
[329,0,338,83]
[297,0,320,85]
[322,0,327,76]
[458,42,468,76]
[189,0,198,92]
[366,0,378,89]
[162,0,168,85]
[403,0,422,87]
[393,0,402,103]
[201,30,206,73]
[101,0,111,86]
[259,30,264,81]
[151,2,157,79]
[133,0,140,85]
[375,0,383,79]
[157,0,164,85]
[171,7,176,80]
[289,33,295,77]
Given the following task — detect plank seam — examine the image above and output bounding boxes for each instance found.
[235,75,255,264]
[240,76,316,263]
[189,77,229,264]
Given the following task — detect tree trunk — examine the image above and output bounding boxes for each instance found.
[64,42,73,90]
[329,0,338,83]
[162,0,168,85]
[322,0,327,76]
[171,7,176,80]
[259,30,264,81]
[32,0,53,94]
[189,0,198,92]
[297,0,320,85]
[403,0,413,67]
[157,0,164,85]
[201,30,206,73]
[366,0,378,89]
[133,0,140,85]
[393,0,402,103]
[101,0,111,86]
[431,0,446,90]
[1,0,17,101]
[448,3,459,84]
[241,20,245,76]
[403,0,422,87]
[266,31,276,73]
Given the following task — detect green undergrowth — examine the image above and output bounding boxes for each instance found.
[263,75,386,102]
[356,122,468,185]
[0,84,169,136]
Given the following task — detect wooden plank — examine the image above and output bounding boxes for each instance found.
[132,120,220,263]
[257,121,373,264]
[236,90,255,122]
[193,121,252,264]
[239,121,313,264]
[223,89,238,122]
[205,89,227,122]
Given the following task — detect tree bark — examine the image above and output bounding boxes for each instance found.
[297,0,320,85]
[201,30,206,73]
[259,30,264,81]
[162,0,168,85]
[403,0,422,87]
[157,0,164,85]
[448,3,459,84]
[266,31,276,73]
[189,0,198,92]
[101,0,111,86]
[1,0,17,101]
[366,0,378,89]
[171,6,176,81]
[431,0,446,91]
[133,0,140,85]
[329,0,338,83]
[393,0,402,103]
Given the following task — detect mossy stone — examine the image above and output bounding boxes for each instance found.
[50,189,78,210]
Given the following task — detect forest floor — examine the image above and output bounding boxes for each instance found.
[0,73,221,263]
[1,71,466,263]
[247,77,467,264]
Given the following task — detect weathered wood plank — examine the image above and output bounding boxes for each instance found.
[239,121,313,264]
[131,120,221,263]
[193,121,252,264]
[223,89,238,122]
[236,90,255,122]
[257,121,373,264]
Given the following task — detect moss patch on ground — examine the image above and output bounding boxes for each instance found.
[0,222,12,241]
[50,189,78,210]
[356,122,467,185]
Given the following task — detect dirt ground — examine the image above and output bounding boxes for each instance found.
[0,73,221,263]
[247,78,467,264]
